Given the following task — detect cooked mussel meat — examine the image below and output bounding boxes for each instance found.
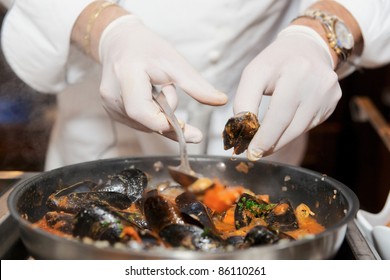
[44,211,74,234]
[234,193,275,229]
[223,111,260,155]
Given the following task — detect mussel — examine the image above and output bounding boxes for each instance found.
[73,202,158,246]
[35,165,324,252]
[234,193,274,229]
[243,225,280,246]
[223,111,260,155]
[46,168,148,214]
[73,202,129,243]
[175,191,218,233]
[159,224,223,251]
[142,189,185,232]
[96,168,148,202]
[265,198,299,232]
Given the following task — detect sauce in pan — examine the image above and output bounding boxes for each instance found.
[33,167,325,252]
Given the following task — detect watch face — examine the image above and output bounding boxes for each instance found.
[335,20,354,50]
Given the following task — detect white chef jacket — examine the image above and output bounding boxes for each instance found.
[2,0,390,171]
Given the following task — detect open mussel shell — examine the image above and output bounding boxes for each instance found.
[175,191,217,233]
[265,198,299,232]
[234,193,271,229]
[46,169,148,214]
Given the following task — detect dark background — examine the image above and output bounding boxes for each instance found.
[1,6,389,213]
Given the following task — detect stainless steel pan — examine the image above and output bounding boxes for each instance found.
[7,155,359,259]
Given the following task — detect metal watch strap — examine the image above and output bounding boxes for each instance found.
[297,9,354,67]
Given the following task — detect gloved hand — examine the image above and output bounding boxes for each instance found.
[234,25,341,161]
[98,15,227,143]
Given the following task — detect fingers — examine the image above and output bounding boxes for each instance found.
[118,69,171,132]
[260,105,317,156]
[233,58,273,115]
[166,56,228,106]
[270,86,340,153]
[160,122,203,143]
[161,84,178,111]
[98,16,224,144]
[246,75,340,161]
[244,71,303,161]
[158,84,203,143]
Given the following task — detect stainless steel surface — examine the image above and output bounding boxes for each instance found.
[152,88,199,186]
[7,156,359,260]
[346,220,381,260]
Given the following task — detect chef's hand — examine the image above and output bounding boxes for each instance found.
[234,25,340,161]
[98,15,227,142]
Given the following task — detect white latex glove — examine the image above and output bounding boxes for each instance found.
[98,15,227,143]
[234,25,341,161]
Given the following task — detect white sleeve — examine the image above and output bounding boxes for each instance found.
[1,0,94,93]
[0,0,13,9]
[335,0,390,68]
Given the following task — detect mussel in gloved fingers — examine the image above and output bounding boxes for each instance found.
[223,111,260,155]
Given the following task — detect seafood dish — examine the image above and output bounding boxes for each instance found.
[33,167,325,252]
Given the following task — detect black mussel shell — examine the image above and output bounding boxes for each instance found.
[116,210,149,230]
[175,191,218,233]
[47,191,133,214]
[244,225,280,246]
[225,235,246,248]
[136,230,162,248]
[143,189,184,232]
[73,202,132,244]
[265,198,298,232]
[97,168,148,202]
[223,111,260,155]
[46,180,97,210]
[159,224,223,251]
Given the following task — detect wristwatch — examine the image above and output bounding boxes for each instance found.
[300,9,354,66]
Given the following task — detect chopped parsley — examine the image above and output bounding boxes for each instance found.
[238,197,275,217]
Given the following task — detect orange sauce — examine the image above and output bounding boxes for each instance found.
[33,217,72,238]
[34,179,326,247]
